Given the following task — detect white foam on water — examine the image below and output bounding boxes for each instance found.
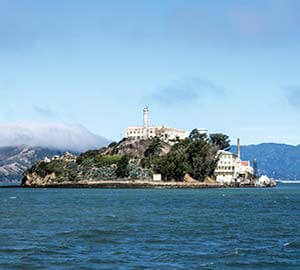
[283,241,294,247]
[277,180,300,184]
[200,262,215,267]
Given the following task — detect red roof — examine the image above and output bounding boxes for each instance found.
[241,161,250,166]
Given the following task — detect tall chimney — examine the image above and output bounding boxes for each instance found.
[237,138,241,159]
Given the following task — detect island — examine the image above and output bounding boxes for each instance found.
[21,128,276,188]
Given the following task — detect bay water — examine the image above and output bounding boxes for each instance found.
[0,184,299,269]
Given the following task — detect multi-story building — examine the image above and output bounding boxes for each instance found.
[215,139,254,184]
[125,107,188,141]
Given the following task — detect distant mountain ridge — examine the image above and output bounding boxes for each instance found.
[0,145,75,182]
[1,142,300,183]
[0,123,110,183]
[230,143,300,180]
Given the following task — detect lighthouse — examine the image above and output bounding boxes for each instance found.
[125,107,187,141]
[143,106,149,139]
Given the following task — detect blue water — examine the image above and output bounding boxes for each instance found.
[0,184,299,270]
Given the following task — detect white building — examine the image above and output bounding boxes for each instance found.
[215,150,237,184]
[125,107,188,141]
[215,139,254,184]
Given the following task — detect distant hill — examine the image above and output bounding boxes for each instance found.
[0,145,76,182]
[0,123,110,183]
[230,143,300,180]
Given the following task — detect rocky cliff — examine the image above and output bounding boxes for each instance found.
[22,139,157,186]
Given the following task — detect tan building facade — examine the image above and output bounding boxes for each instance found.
[125,107,188,141]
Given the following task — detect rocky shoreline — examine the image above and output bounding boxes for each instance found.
[0,180,276,189]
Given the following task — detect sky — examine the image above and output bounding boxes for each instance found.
[1,0,300,146]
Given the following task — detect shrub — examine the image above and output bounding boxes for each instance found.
[34,160,65,177]
[45,160,65,177]
[94,155,122,168]
[116,155,130,178]
[35,162,47,178]
[76,150,100,164]
[108,141,118,148]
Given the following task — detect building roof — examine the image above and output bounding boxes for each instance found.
[127,125,186,132]
[218,150,237,156]
[241,161,250,166]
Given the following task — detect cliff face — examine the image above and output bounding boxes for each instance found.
[22,139,156,186]
[102,138,171,157]
[0,145,67,183]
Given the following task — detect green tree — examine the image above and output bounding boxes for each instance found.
[209,133,230,150]
[154,151,189,181]
[116,155,130,178]
[108,141,118,148]
[94,155,121,168]
[144,137,162,158]
[153,133,221,182]
[186,140,219,180]
[142,137,163,169]
[189,129,208,141]
[76,150,100,164]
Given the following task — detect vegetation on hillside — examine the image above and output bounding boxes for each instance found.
[141,129,230,181]
[22,130,230,185]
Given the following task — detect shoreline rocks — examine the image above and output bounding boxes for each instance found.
[16,179,276,189]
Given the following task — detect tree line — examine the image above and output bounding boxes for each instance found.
[142,129,230,181]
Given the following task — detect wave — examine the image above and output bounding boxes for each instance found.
[276,180,300,184]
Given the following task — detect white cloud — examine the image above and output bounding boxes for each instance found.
[0,122,110,152]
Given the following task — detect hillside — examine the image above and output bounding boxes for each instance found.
[22,139,156,186]
[230,143,300,180]
[1,138,167,183]
[4,141,300,183]
[0,145,73,182]
[21,136,219,187]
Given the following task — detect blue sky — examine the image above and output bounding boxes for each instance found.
[1,0,300,145]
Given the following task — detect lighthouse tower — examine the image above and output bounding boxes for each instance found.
[125,106,187,141]
[143,106,149,139]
